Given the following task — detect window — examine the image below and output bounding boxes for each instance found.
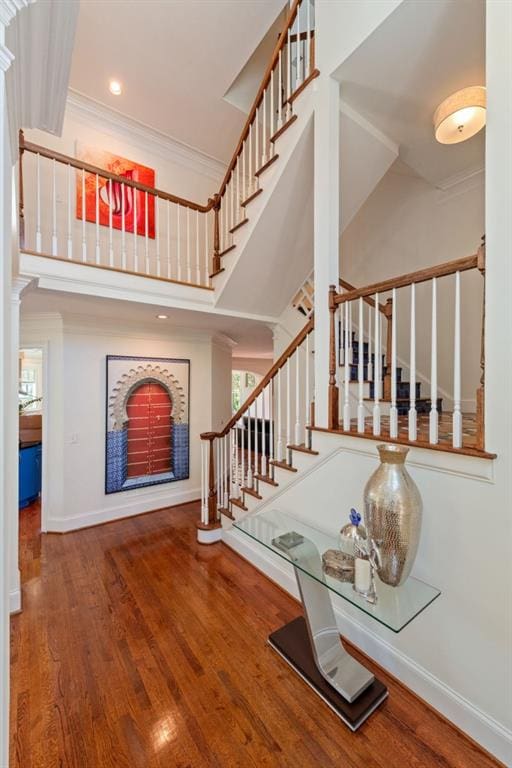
[232,372,241,413]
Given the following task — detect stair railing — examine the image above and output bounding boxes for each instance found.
[329,247,488,454]
[199,317,314,529]
[18,0,318,287]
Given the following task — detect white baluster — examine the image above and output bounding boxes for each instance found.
[166,200,171,279]
[429,277,439,444]
[254,395,259,486]
[373,292,381,435]
[306,0,311,77]
[390,287,398,438]
[93,173,100,264]
[248,124,254,194]
[408,283,417,441]
[36,153,42,252]
[367,302,373,381]
[278,50,283,129]
[453,271,462,448]
[186,206,191,283]
[224,434,229,508]
[108,179,113,266]
[216,438,220,508]
[305,331,311,447]
[242,140,246,204]
[81,168,87,262]
[262,88,268,166]
[255,106,260,173]
[296,2,301,90]
[294,348,301,445]
[357,297,365,433]
[270,67,275,144]
[51,159,58,256]
[177,203,182,282]
[121,182,126,269]
[195,210,200,284]
[286,27,291,117]
[144,191,149,274]
[286,358,291,464]
[270,377,275,477]
[261,386,267,477]
[67,164,72,260]
[234,425,241,499]
[277,367,284,462]
[343,302,351,430]
[133,183,138,272]
[155,196,161,277]
[201,441,208,524]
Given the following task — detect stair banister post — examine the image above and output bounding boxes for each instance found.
[211,194,221,275]
[383,297,393,401]
[201,432,218,525]
[328,285,339,430]
[476,237,486,450]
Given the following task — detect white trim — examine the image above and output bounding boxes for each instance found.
[9,584,20,614]
[223,526,512,766]
[66,89,226,184]
[340,99,399,156]
[0,0,29,27]
[197,526,222,545]
[46,487,201,533]
[436,165,485,192]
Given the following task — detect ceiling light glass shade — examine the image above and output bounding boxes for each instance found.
[109,79,122,96]
[433,86,486,144]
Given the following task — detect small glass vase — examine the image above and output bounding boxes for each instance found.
[363,444,422,587]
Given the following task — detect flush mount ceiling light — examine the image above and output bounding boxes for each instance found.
[108,79,122,96]
[433,86,486,144]
[156,314,168,320]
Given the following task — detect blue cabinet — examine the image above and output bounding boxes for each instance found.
[19,443,42,509]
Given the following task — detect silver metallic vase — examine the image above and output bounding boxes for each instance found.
[363,444,422,587]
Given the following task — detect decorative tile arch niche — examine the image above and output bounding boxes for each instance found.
[105,357,190,494]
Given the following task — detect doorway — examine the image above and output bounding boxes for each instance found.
[126,381,173,478]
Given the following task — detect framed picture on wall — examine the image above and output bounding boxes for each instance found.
[75,143,156,238]
[105,355,190,494]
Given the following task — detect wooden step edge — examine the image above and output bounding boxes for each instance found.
[230,497,248,511]
[270,114,298,143]
[219,244,236,257]
[310,425,497,460]
[196,521,222,531]
[241,188,263,207]
[218,506,235,520]
[255,153,279,178]
[229,218,249,234]
[287,69,320,105]
[241,486,263,500]
[287,443,319,456]
[268,460,298,473]
[254,473,279,487]
[209,267,225,279]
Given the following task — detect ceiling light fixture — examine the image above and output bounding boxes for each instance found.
[156,314,168,320]
[433,86,486,145]
[108,79,122,96]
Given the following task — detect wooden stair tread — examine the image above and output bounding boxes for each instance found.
[270,114,298,143]
[241,188,262,207]
[230,497,248,511]
[218,506,234,520]
[269,460,297,473]
[287,444,319,456]
[219,244,236,257]
[241,486,262,500]
[255,153,279,177]
[254,473,278,487]
[229,218,249,234]
[287,69,320,105]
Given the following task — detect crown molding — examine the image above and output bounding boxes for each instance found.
[66,89,227,184]
[435,165,484,192]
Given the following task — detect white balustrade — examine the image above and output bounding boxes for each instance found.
[429,277,439,444]
[373,292,381,436]
[389,287,398,438]
[453,271,462,448]
[408,283,417,441]
[357,297,365,433]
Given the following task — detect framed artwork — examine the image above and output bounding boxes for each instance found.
[76,143,156,238]
[105,355,190,494]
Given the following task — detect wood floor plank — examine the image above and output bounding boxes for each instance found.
[10,500,504,768]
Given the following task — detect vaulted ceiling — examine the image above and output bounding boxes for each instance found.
[69,0,285,162]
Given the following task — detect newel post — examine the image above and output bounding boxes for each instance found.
[476,236,486,450]
[196,432,222,545]
[212,195,221,276]
[383,297,393,401]
[328,285,339,429]
[18,129,25,250]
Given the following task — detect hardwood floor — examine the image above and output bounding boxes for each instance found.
[11,501,502,768]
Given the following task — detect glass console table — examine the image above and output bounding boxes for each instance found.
[234,509,440,731]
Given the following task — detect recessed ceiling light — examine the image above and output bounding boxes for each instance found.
[109,79,122,96]
[156,314,168,320]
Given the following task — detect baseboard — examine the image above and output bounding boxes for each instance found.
[9,587,21,614]
[46,487,201,532]
[223,527,512,766]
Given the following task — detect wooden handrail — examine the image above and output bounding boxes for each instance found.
[19,132,214,213]
[339,278,387,314]
[204,315,314,440]
[217,0,305,200]
[334,254,479,305]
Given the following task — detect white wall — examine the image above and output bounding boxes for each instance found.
[341,161,485,409]
[211,340,233,433]
[20,312,229,532]
[232,357,271,377]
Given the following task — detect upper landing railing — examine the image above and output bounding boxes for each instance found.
[18,0,317,290]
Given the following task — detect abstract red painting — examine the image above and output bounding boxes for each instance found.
[75,144,155,238]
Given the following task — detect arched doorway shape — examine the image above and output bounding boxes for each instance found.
[126,381,172,478]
